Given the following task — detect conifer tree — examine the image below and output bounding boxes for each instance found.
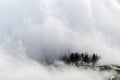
[70,53,75,63]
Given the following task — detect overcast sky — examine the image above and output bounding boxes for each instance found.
[0,0,120,65]
[1,0,120,80]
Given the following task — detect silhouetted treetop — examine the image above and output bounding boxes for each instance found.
[60,52,100,66]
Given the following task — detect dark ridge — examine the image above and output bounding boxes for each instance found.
[98,65,112,71]
[60,52,100,66]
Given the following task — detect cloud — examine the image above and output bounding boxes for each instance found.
[0,0,120,79]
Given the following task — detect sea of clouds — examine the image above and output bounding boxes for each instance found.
[0,0,120,80]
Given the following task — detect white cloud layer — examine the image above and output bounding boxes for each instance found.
[0,0,120,80]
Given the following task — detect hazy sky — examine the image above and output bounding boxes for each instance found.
[0,0,120,64]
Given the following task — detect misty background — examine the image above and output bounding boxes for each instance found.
[0,0,120,80]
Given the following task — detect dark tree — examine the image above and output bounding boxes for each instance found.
[75,53,80,62]
[80,53,84,62]
[70,53,75,63]
[91,53,100,65]
[83,53,89,63]
[60,52,100,66]
[81,53,84,58]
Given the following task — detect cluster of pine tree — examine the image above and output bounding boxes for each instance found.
[61,52,100,66]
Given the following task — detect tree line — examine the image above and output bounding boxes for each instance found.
[61,52,100,66]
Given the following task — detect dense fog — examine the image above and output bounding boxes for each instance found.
[0,0,120,80]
